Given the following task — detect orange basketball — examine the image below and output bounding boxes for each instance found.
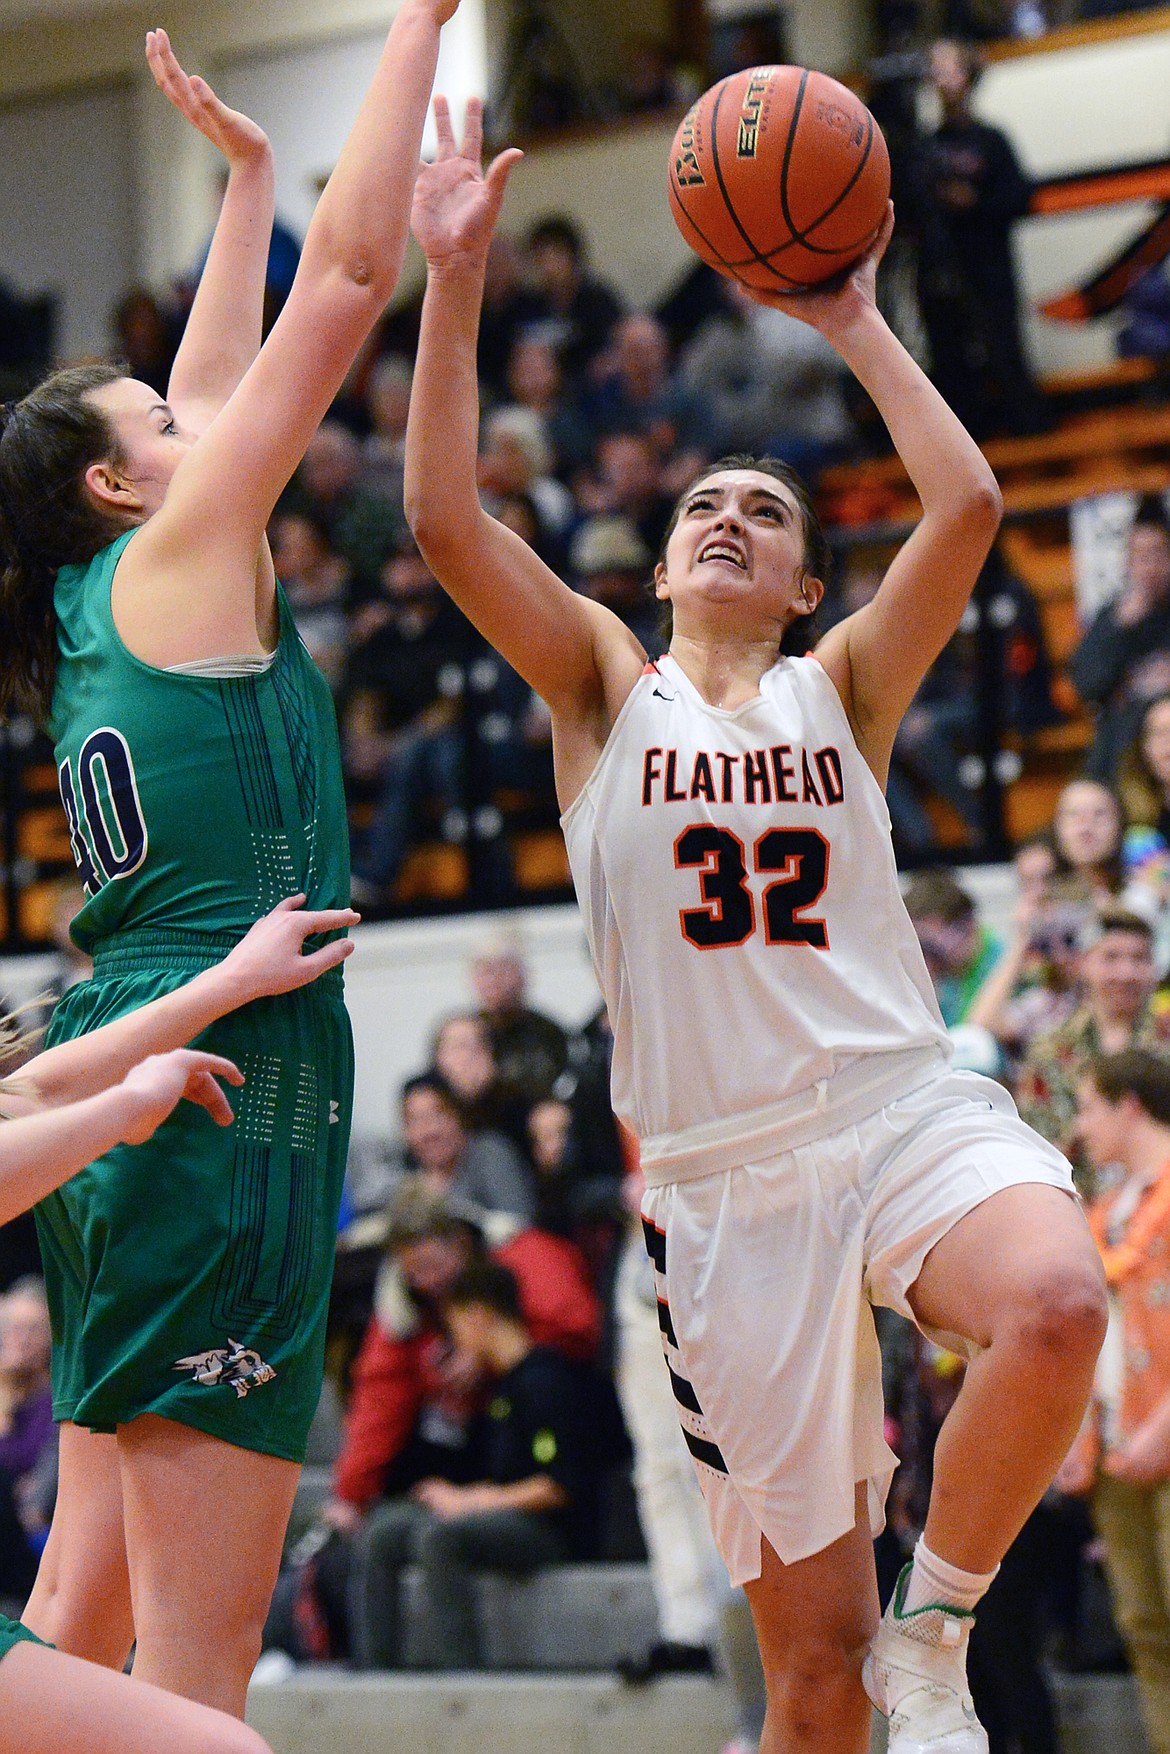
[668,65,890,291]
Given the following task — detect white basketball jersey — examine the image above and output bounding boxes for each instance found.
[562,653,949,1172]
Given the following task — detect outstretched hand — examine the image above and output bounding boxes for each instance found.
[411,95,523,269]
[741,201,895,342]
[219,895,360,1004]
[146,28,271,169]
[117,1049,244,1142]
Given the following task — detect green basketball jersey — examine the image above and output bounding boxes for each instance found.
[50,529,350,950]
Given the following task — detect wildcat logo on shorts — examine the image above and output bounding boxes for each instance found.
[172,1340,277,1399]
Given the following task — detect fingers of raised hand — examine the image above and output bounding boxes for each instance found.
[433,94,458,159]
[146,29,196,102]
[145,32,179,91]
[485,147,524,201]
[461,96,484,165]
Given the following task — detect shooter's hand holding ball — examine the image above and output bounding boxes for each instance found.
[743,199,896,352]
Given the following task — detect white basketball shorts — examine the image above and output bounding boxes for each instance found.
[639,1063,1075,1584]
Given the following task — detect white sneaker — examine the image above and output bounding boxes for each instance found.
[862,1566,988,1754]
[250,1649,296,1686]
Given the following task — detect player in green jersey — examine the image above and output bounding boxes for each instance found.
[0,2,458,1716]
[0,892,354,1754]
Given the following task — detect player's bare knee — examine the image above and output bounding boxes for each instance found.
[765,1623,865,1693]
[763,1638,867,1744]
[1001,1258,1107,1366]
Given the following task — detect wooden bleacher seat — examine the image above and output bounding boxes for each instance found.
[17,806,72,864]
[817,404,1170,845]
[511,826,570,891]
[1040,356,1159,401]
[392,842,469,904]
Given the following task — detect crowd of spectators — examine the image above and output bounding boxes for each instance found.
[893,715,1170,1747]
[8,14,1170,1747]
[95,0,1100,915]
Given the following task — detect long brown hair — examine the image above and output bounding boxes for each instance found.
[655,454,832,655]
[1117,691,1170,828]
[0,362,130,722]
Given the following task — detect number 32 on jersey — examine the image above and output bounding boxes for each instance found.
[57,728,148,896]
[676,824,829,950]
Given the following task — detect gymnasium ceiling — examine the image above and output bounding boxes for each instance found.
[0,0,122,19]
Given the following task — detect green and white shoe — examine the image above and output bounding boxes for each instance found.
[862,1564,989,1754]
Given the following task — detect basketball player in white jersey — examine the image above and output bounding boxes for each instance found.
[403,101,1107,1754]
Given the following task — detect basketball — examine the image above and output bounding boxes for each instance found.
[668,65,890,292]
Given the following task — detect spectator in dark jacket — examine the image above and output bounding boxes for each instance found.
[469,929,569,1105]
[909,39,1044,437]
[324,1183,600,1526]
[295,1185,601,1662]
[1071,497,1170,783]
[520,214,625,384]
[350,1259,606,1668]
[342,533,481,906]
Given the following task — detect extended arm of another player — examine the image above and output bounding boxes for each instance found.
[141,0,457,575]
[146,31,274,427]
[405,99,637,713]
[0,1049,241,1226]
[10,896,356,1113]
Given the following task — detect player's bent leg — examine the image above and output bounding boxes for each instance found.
[863,1184,1106,1754]
[0,1641,272,1754]
[21,1422,134,1668]
[908,1183,1106,1571]
[743,1484,879,1754]
[117,1414,300,1716]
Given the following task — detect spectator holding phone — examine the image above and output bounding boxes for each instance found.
[1117,693,1170,972]
[968,873,1094,1074]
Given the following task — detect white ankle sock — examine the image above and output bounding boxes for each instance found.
[900,1537,998,1615]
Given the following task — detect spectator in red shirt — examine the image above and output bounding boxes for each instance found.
[322,1180,600,1528]
[293,1182,600,1659]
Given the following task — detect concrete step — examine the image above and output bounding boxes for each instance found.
[1055,1671,1151,1754]
[399,1562,657,1669]
[246,1669,1150,1754]
[248,1673,736,1754]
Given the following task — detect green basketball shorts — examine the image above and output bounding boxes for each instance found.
[35,932,354,1462]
